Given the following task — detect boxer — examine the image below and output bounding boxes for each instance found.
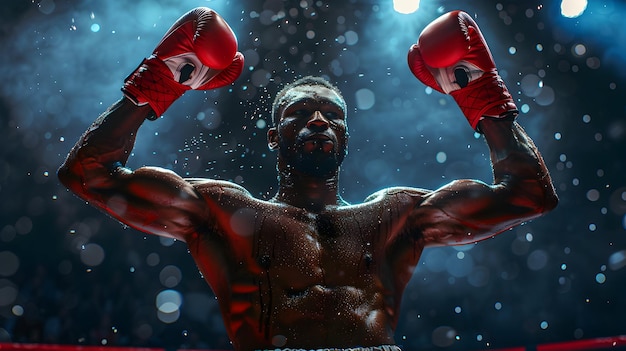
[59,8,557,350]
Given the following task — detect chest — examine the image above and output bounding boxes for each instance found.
[240,206,399,287]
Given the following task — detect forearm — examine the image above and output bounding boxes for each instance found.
[58,98,152,195]
[480,118,558,213]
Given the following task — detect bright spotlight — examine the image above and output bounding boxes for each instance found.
[393,0,420,14]
[560,0,588,18]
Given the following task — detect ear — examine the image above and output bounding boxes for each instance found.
[267,128,278,151]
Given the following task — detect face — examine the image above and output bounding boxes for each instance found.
[268,85,348,177]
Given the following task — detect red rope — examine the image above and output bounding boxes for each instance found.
[0,345,234,351]
[0,344,164,351]
[475,335,626,351]
[537,335,626,351]
[1,337,625,351]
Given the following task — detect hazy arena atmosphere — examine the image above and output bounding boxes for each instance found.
[0,0,625,350]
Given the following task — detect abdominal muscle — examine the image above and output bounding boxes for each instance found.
[230,281,393,350]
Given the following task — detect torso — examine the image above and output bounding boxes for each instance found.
[186,185,426,351]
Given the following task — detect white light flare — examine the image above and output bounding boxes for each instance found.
[561,0,588,18]
[393,0,420,14]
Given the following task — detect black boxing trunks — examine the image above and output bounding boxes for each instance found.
[257,346,402,351]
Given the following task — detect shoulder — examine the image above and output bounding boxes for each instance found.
[186,178,249,192]
[363,186,431,204]
[185,178,255,203]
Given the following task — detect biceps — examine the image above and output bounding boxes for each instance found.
[94,166,206,240]
[413,179,535,245]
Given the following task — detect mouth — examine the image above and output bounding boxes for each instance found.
[301,134,334,153]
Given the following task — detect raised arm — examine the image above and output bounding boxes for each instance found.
[406,10,557,246]
[58,8,243,241]
[412,119,556,246]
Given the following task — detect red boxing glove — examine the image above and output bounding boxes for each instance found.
[408,10,517,130]
[123,7,244,119]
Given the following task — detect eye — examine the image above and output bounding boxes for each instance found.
[324,111,339,119]
[325,109,346,122]
[292,109,309,117]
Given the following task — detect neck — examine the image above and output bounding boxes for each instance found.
[273,167,344,212]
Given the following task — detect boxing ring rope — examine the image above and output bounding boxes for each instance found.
[0,336,624,351]
[476,335,626,351]
[535,335,626,351]
[0,345,165,351]
[0,345,226,351]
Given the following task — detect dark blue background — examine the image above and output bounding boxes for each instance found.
[1,0,625,349]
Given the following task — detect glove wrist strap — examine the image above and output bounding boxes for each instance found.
[450,71,518,130]
[122,56,190,119]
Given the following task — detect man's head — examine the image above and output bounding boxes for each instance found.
[271,76,347,126]
[267,76,349,178]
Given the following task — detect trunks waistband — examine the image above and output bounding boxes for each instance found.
[258,346,402,351]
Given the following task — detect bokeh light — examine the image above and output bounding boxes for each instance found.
[156,289,183,324]
[1,0,625,349]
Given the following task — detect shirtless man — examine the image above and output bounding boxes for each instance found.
[58,8,558,351]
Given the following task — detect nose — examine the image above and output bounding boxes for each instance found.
[306,111,329,130]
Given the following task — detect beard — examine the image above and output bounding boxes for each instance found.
[278,137,346,178]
